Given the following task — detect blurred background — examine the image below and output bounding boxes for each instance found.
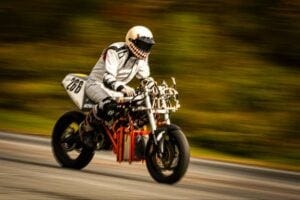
[0,0,299,170]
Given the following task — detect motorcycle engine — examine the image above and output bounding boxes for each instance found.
[133,111,149,127]
[119,130,149,162]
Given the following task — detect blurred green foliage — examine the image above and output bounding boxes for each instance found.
[0,0,299,168]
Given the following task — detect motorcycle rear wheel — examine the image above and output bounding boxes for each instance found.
[145,125,190,184]
[52,111,94,169]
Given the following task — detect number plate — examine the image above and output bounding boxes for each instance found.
[62,73,87,109]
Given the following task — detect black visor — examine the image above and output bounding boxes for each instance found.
[133,37,155,52]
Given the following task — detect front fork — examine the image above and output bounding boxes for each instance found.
[145,92,169,154]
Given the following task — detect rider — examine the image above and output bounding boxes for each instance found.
[80,25,155,148]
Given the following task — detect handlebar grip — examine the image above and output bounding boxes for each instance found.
[115,96,133,103]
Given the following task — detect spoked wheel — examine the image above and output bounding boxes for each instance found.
[52,111,95,169]
[146,125,190,184]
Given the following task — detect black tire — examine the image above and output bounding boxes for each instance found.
[51,111,95,169]
[145,124,190,184]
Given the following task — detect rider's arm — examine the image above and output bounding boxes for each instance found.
[102,48,135,96]
[102,49,125,92]
[136,57,150,80]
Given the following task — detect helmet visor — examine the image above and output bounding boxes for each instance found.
[134,37,155,53]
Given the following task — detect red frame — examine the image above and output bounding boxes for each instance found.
[103,116,150,163]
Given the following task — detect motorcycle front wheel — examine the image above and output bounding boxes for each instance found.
[145,124,190,184]
[52,111,94,169]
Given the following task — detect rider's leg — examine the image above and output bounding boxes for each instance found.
[80,97,119,148]
[81,97,117,129]
[80,81,123,148]
[79,105,102,148]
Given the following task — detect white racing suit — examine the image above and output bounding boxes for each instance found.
[86,42,150,105]
[81,42,151,143]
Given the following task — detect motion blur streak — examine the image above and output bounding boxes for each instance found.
[0,0,299,172]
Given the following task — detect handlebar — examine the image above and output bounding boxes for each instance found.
[115,92,145,104]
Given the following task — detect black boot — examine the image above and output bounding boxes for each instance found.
[79,98,119,148]
[79,109,102,148]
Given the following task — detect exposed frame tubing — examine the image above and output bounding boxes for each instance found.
[104,116,138,163]
[108,88,171,156]
[104,126,118,151]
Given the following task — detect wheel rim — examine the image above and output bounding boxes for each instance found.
[60,122,82,160]
[151,134,180,176]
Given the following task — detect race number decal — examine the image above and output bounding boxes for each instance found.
[62,73,87,109]
[66,77,84,94]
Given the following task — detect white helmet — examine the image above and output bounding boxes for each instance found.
[125,25,155,59]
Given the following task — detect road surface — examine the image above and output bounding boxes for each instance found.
[0,131,299,200]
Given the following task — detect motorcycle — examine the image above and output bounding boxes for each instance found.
[51,73,190,184]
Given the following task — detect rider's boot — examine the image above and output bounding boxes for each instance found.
[79,107,103,149]
[79,98,119,148]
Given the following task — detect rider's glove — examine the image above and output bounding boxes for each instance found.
[121,85,136,97]
[141,77,156,89]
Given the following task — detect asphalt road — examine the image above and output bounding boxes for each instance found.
[0,131,299,200]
